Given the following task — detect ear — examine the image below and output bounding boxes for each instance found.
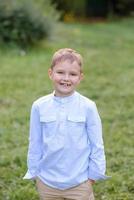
[80,72,84,81]
[48,68,53,80]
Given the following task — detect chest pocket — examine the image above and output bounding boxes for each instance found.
[67,116,87,147]
[40,115,57,137]
[67,116,86,131]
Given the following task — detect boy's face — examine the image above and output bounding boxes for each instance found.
[48,60,83,97]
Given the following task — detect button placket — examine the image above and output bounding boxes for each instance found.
[59,105,66,131]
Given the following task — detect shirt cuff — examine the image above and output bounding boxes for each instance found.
[88,170,111,181]
[23,170,38,180]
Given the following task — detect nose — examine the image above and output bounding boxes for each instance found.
[63,74,69,81]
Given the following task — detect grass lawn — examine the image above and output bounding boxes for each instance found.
[0,18,134,200]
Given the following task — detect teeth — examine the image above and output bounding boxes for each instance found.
[60,83,71,86]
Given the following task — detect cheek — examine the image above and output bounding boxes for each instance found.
[52,74,60,81]
[73,77,81,84]
[71,80,80,86]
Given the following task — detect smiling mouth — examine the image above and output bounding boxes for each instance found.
[60,83,71,87]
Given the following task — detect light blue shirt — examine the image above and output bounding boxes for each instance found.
[23,91,108,189]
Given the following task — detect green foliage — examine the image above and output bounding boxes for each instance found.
[52,0,86,19]
[0,0,60,47]
[52,0,134,18]
[0,18,134,199]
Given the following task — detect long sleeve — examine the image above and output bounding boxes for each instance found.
[23,103,43,179]
[23,92,110,189]
[87,102,108,180]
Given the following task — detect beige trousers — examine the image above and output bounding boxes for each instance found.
[36,178,95,200]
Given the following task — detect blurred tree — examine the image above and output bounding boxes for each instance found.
[51,0,86,19]
[52,0,134,19]
[86,0,109,17]
[86,0,134,17]
[113,0,134,16]
[0,0,60,47]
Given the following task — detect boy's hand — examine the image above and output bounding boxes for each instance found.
[88,179,95,184]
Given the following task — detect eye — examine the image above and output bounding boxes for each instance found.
[71,73,77,76]
[57,71,63,74]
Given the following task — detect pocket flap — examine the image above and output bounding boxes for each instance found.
[40,116,56,122]
[67,116,86,122]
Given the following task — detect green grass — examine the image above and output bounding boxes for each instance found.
[0,18,134,199]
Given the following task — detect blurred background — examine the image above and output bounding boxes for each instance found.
[0,0,134,200]
[52,0,134,20]
[0,0,134,47]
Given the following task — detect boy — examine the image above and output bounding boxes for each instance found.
[23,48,108,200]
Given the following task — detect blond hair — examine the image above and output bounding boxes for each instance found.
[51,48,83,72]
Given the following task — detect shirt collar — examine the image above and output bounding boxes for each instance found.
[52,91,77,104]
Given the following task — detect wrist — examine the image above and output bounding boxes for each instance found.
[88,179,95,184]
